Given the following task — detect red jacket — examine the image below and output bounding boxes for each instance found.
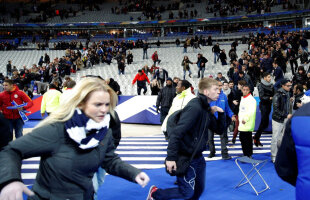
[152,53,158,61]
[132,72,150,85]
[0,85,33,119]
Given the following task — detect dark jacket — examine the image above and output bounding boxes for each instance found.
[272,88,290,123]
[260,57,273,73]
[275,103,310,199]
[292,73,307,86]
[196,56,208,68]
[293,92,304,110]
[0,113,11,150]
[0,120,139,200]
[273,67,284,82]
[258,80,274,105]
[156,85,176,108]
[110,111,121,147]
[108,78,121,95]
[166,93,224,161]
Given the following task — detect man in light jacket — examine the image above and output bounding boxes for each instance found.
[238,84,257,158]
[161,80,196,139]
[41,84,62,117]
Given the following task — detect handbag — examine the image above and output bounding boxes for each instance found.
[165,112,209,176]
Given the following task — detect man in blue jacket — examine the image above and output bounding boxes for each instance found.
[275,102,310,200]
[208,80,236,159]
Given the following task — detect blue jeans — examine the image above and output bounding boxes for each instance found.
[183,70,192,79]
[92,167,106,200]
[214,52,219,64]
[183,47,187,53]
[153,155,206,200]
[197,67,205,78]
[143,50,148,59]
[118,69,125,75]
[8,118,24,138]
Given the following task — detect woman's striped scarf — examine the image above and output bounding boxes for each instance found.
[65,108,110,149]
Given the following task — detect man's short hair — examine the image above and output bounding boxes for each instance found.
[295,84,304,93]
[262,72,270,78]
[229,80,234,84]
[180,80,191,90]
[243,85,250,90]
[238,71,245,75]
[66,80,76,88]
[238,80,247,86]
[218,72,222,75]
[3,79,14,85]
[223,81,228,84]
[198,78,218,93]
[49,84,57,89]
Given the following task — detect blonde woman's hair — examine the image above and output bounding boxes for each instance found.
[198,78,218,93]
[36,77,118,129]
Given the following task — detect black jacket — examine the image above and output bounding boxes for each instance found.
[156,85,176,108]
[0,118,138,200]
[258,81,274,105]
[0,113,11,150]
[272,88,290,123]
[108,78,122,95]
[293,92,304,110]
[166,93,224,161]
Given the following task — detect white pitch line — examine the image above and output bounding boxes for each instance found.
[21,173,37,179]
[22,164,39,169]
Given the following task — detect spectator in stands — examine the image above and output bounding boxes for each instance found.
[219,49,227,66]
[75,56,83,70]
[254,72,274,147]
[143,41,148,59]
[118,59,126,75]
[150,79,160,95]
[231,80,246,144]
[273,61,284,90]
[132,69,150,95]
[293,66,307,86]
[286,45,298,75]
[212,43,221,64]
[6,60,12,77]
[208,81,235,160]
[298,49,309,65]
[156,78,176,124]
[273,44,287,74]
[41,84,62,117]
[127,51,133,65]
[49,71,62,86]
[271,79,293,163]
[181,55,193,79]
[23,86,33,99]
[215,72,228,83]
[161,80,196,139]
[238,71,254,93]
[299,36,308,53]
[292,84,304,113]
[222,81,230,97]
[175,38,180,47]
[238,85,257,158]
[0,78,149,200]
[195,53,208,79]
[260,53,273,73]
[152,51,161,66]
[229,46,237,63]
[107,78,121,95]
[0,79,33,139]
[154,68,169,88]
[44,53,50,64]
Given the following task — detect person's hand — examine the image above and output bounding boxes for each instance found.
[231,115,236,122]
[287,114,293,119]
[211,106,224,114]
[242,120,246,124]
[41,113,45,118]
[296,102,302,108]
[165,160,177,174]
[290,97,294,102]
[233,100,239,105]
[135,172,150,188]
[0,181,34,200]
[17,107,23,111]
[270,97,273,100]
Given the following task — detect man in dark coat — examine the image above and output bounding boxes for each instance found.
[107,78,122,95]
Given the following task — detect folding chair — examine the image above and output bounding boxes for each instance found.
[235,156,270,195]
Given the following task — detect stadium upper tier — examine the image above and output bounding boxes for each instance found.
[0,1,303,24]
